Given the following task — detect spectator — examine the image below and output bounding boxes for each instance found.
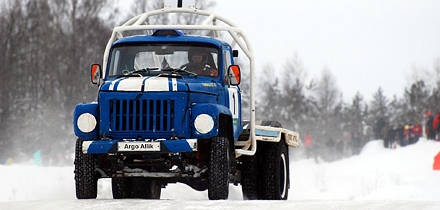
[304,133,313,158]
[396,124,405,146]
[411,122,422,143]
[426,112,436,140]
[375,117,386,140]
[434,112,440,141]
[387,125,396,148]
[325,137,335,161]
[335,139,344,159]
[352,132,362,154]
[381,123,390,148]
[403,125,410,146]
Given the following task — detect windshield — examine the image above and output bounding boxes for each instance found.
[108,44,219,78]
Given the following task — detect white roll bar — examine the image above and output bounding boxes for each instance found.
[103,6,256,156]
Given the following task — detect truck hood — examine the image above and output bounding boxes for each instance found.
[101,76,220,94]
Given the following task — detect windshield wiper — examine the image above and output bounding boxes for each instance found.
[117,68,159,78]
[131,68,159,74]
[162,67,197,76]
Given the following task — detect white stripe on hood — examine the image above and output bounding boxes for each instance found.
[108,77,177,91]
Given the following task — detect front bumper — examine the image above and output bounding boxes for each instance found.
[82,139,197,154]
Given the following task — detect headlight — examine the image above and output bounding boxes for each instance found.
[77,113,97,133]
[194,114,214,134]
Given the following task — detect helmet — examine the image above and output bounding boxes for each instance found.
[188,48,208,63]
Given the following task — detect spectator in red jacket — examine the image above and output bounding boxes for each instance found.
[411,122,423,144]
[434,112,440,140]
[304,133,313,158]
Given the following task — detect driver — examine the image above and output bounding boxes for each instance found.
[181,48,218,76]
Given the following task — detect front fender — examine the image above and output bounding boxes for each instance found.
[191,103,232,138]
[73,103,99,140]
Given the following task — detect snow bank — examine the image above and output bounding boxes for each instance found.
[289,138,440,201]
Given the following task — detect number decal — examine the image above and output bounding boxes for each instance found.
[228,87,239,122]
[232,92,236,115]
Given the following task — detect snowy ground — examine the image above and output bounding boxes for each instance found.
[1,138,440,209]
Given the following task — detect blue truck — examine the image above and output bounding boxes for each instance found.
[73,6,300,200]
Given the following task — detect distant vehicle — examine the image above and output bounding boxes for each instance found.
[73,4,300,200]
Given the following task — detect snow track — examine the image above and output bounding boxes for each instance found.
[2,138,440,209]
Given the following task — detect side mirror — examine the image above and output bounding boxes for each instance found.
[91,64,102,85]
[228,65,241,85]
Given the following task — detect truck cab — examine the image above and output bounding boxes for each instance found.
[75,30,242,148]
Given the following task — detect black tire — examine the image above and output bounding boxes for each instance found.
[208,136,230,200]
[112,177,161,199]
[112,177,128,199]
[142,179,161,199]
[240,153,260,200]
[259,141,289,200]
[74,138,98,199]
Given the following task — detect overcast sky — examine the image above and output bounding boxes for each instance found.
[213,0,440,102]
[119,0,440,102]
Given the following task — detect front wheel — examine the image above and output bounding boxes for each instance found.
[74,138,98,199]
[208,136,230,200]
[260,141,290,200]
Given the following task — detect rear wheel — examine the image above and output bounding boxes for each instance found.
[260,141,289,200]
[74,138,98,199]
[208,136,230,200]
[143,179,161,199]
[240,153,260,200]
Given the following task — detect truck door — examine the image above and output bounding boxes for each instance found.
[224,48,242,141]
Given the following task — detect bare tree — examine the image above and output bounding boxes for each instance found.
[0,1,45,156]
[344,92,367,139]
[311,67,344,158]
[256,64,281,121]
[279,53,309,131]
[315,67,341,113]
[401,80,430,123]
[0,0,118,162]
[367,87,389,140]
